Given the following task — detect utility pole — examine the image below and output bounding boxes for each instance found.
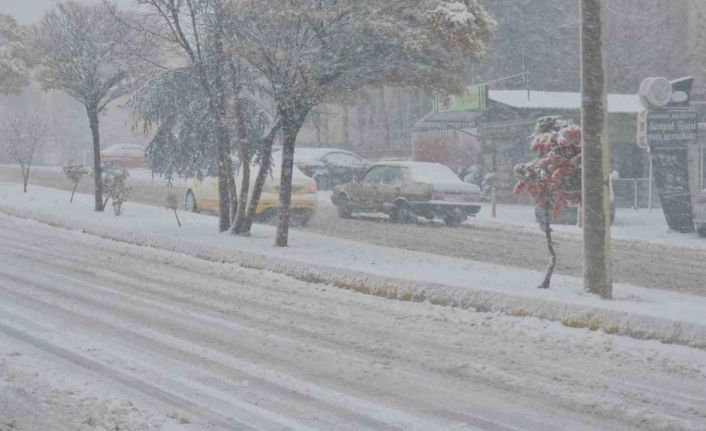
[581,0,613,299]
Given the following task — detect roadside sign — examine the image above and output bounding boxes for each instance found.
[645,109,698,232]
[645,109,698,149]
[433,84,488,113]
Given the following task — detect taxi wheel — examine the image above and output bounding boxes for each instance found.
[336,194,352,219]
[315,175,330,191]
[185,191,198,213]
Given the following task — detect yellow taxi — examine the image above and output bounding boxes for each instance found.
[184,160,318,225]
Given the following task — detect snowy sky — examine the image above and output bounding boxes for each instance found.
[0,0,134,24]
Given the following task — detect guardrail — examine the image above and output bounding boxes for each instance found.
[612,178,661,209]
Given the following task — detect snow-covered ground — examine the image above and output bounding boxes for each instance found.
[10,165,705,249]
[1,182,705,335]
[1,210,706,430]
[475,203,706,249]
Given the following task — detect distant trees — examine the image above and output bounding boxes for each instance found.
[226,0,495,246]
[2,111,47,193]
[514,117,582,290]
[36,1,148,212]
[475,0,580,91]
[0,13,32,95]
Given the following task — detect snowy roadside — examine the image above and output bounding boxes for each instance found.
[5,164,705,250]
[1,182,706,351]
[473,203,706,250]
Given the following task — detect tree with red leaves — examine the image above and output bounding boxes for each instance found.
[514,116,582,289]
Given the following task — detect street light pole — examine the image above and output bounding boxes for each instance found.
[581,0,613,299]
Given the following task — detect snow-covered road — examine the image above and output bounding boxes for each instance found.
[1,214,706,430]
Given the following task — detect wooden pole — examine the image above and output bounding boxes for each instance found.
[581,0,613,299]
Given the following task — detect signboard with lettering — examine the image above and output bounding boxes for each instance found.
[646,110,698,149]
[433,84,488,113]
[646,109,698,232]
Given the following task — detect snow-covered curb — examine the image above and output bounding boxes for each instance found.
[2,183,706,351]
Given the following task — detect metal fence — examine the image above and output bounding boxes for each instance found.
[612,178,661,209]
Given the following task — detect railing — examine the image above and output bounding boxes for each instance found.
[612,178,661,209]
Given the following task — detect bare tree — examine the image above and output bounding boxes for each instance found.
[581,0,613,299]
[2,112,47,193]
[36,1,146,212]
[225,0,496,246]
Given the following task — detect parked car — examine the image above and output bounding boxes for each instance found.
[185,159,318,226]
[101,144,146,169]
[332,161,482,227]
[275,148,368,190]
[695,189,706,237]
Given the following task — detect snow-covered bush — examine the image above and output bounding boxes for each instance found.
[63,161,89,203]
[513,116,582,289]
[102,169,131,216]
[166,190,181,228]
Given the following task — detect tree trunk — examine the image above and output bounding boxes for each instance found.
[242,127,278,235]
[70,181,78,203]
[87,107,104,212]
[217,143,232,232]
[211,70,232,232]
[581,0,613,299]
[198,23,232,233]
[173,209,182,227]
[380,88,391,149]
[21,164,29,193]
[232,98,251,235]
[276,109,308,247]
[227,168,238,225]
[539,206,557,289]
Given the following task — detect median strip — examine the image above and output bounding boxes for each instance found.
[1,182,705,351]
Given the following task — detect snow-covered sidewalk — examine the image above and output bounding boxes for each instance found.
[1,182,705,350]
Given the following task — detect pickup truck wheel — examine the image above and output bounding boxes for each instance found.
[336,194,352,219]
[185,191,198,213]
[444,215,463,228]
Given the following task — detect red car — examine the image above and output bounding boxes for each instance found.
[101,144,146,169]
